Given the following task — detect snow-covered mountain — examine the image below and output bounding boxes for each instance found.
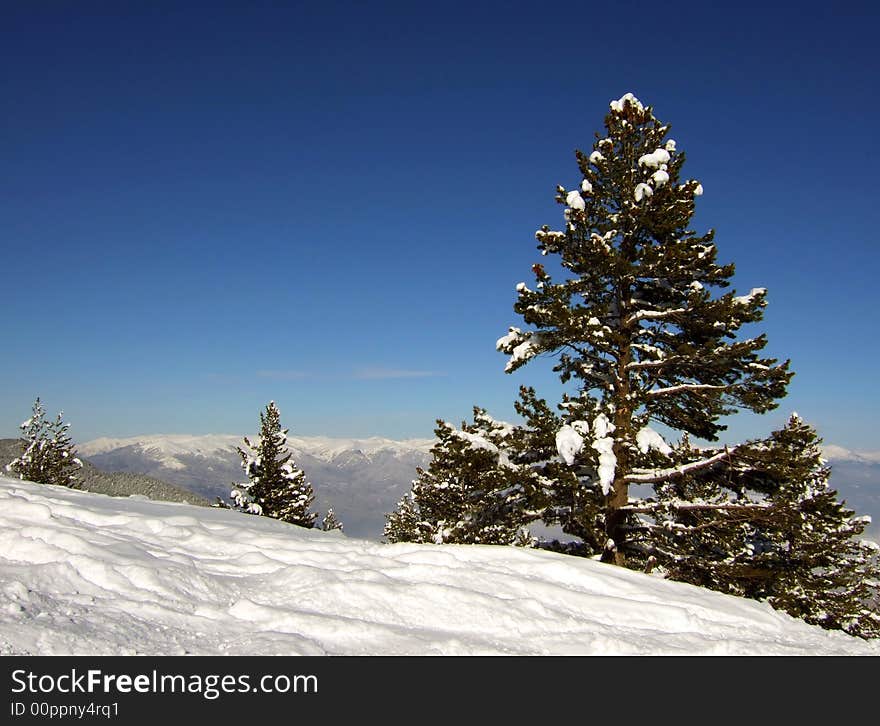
[822,446,880,540]
[1,475,875,656]
[79,434,433,539]
[76,434,880,541]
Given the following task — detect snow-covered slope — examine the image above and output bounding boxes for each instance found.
[0,476,876,656]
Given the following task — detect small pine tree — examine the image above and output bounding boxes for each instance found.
[385,408,539,545]
[6,398,82,489]
[384,491,420,543]
[321,508,344,532]
[230,401,317,528]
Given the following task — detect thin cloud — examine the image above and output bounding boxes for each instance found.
[256,370,312,381]
[353,368,444,380]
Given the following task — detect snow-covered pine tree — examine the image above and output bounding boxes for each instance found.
[383,491,420,542]
[497,93,792,565]
[652,415,880,638]
[384,408,538,545]
[321,508,344,532]
[6,398,83,489]
[230,401,317,528]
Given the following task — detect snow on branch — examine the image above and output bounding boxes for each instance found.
[644,383,728,398]
[624,308,687,325]
[623,447,735,484]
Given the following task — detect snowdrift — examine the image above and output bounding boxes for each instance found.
[0,476,876,655]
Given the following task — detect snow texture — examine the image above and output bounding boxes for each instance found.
[733,287,766,305]
[555,425,585,467]
[636,426,673,456]
[2,477,876,655]
[566,190,586,211]
[638,148,671,169]
[581,179,593,194]
[694,183,704,196]
[590,414,617,495]
[634,183,653,202]
[609,92,644,113]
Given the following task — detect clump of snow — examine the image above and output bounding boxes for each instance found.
[665,139,676,152]
[694,183,704,196]
[589,150,604,165]
[638,148,671,169]
[556,425,585,466]
[566,190,586,211]
[0,477,876,655]
[496,326,523,351]
[651,169,670,187]
[634,183,653,202]
[581,179,592,194]
[636,426,673,456]
[591,414,617,495]
[733,287,766,305]
[610,92,644,114]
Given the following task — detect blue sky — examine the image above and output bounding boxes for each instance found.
[2,1,878,448]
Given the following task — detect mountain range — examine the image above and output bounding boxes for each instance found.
[78,434,434,539]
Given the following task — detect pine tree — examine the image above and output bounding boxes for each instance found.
[497,92,792,565]
[384,491,420,543]
[321,508,344,532]
[384,408,538,545]
[5,398,82,489]
[230,401,317,528]
[652,415,880,638]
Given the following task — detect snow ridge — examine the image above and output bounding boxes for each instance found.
[0,477,876,655]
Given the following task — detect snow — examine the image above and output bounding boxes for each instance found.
[589,150,604,165]
[665,139,676,152]
[694,183,704,196]
[638,148,670,169]
[822,445,880,464]
[733,287,766,306]
[589,414,617,495]
[634,183,653,202]
[581,179,592,193]
[651,169,670,187]
[566,190,586,211]
[555,425,584,467]
[636,426,673,456]
[79,434,435,467]
[2,477,873,655]
[609,92,644,114]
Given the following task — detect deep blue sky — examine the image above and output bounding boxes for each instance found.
[2,1,878,448]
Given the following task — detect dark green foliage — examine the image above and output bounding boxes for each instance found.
[5,398,82,489]
[384,408,539,545]
[230,401,317,528]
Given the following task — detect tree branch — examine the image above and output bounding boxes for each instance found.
[623,447,735,483]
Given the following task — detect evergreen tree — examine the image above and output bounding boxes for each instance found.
[651,416,880,638]
[497,93,793,564]
[5,398,82,489]
[230,401,317,528]
[321,508,344,532]
[384,491,420,543]
[384,408,538,545]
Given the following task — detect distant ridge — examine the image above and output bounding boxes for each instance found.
[0,439,211,507]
